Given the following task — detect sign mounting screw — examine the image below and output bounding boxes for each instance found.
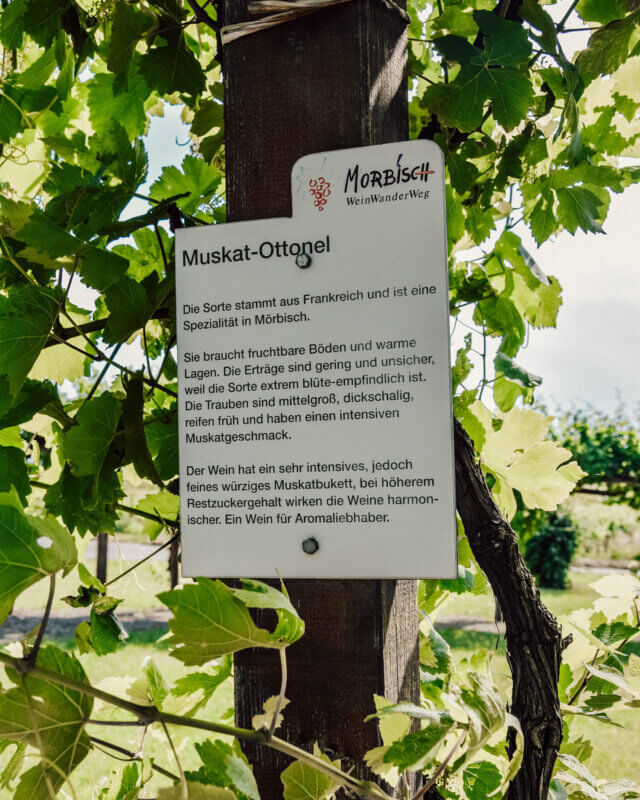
[302,536,319,555]
[295,253,312,269]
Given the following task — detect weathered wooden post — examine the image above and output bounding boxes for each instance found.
[96,532,108,585]
[222,2,419,795]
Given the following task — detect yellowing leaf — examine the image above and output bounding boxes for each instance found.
[364,696,411,787]
[252,695,290,732]
[480,408,585,518]
[591,573,640,623]
[30,341,88,384]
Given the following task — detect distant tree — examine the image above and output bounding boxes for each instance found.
[525,512,580,588]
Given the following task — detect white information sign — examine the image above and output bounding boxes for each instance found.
[175,140,456,578]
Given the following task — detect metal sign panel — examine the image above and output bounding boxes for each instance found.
[175,140,456,578]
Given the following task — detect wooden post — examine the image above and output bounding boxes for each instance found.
[223,2,419,795]
[96,532,108,585]
[168,537,180,589]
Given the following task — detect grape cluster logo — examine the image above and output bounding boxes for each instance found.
[308,176,331,211]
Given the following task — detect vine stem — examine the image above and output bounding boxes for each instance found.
[89,736,179,782]
[268,647,288,739]
[409,731,467,800]
[0,651,388,799]
[75,342,123,414]
[104,533,180,587]
[160,718,188,800]
[26,575,55,667]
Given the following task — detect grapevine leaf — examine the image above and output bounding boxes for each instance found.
[129,659,169,707]
[281,744,344,800]
[364,695,411,786]
[0,0,27,49]
[88,67,151,140]
[0,496,77,624]
[45,463,124,536]
[418,617,452,673]
[0,379,61,429]
[577,0,628,26]
[89,605,128,655]
[0,645,92,799]
[191,100,224,138]
[61,393,122,477]
[475,296,525,357]
[576,11,640,80]
[0,284,59,401]
[150,155,222,215]
[159,578,295,665]
[107,1,155,78]
[494,376,527,412]
[463,761,502,800]
[3,202,128,290]
[530,189,557,245]
[103,276,154,345]
[22,0,64,48]
[426,11,533,131]
[145,409,179,480]
[135,489,179,540]
[121,373,162,484]
[252,695,290,732]
[382,718,455,772]
[453,672,505,770]
[481,407,586,518]
[139,42,206,97]
[0,446,30,505]
[556,187,606,234]
[233,579,305,646]
[0,86,23,142]
[501,712,524,791]
[186,739,259,800]
[494,352,542,388]
[171,656,232,717]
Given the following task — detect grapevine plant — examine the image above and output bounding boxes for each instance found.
[0,0,639,799]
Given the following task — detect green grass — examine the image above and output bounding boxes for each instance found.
[567,494,640,561]
[439,571,603,622]
[1,631,234,799]
[17,558,170,612]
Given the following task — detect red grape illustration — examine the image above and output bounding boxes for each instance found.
[308,176,331,210]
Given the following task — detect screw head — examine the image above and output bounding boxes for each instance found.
[295,253,312,269]
[301,536,319,555]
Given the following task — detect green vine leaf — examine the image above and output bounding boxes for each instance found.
[0,494,76,624]
[0,446,30,505]
[107,1,156,79]
[61,393,122,477]
[186,739,259,800]
[159,578,302,665]
[150,155,222,216]
[281,744,344,800]
[424,11,533,131]
[0,284,60,403]
[0,645,92,799]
